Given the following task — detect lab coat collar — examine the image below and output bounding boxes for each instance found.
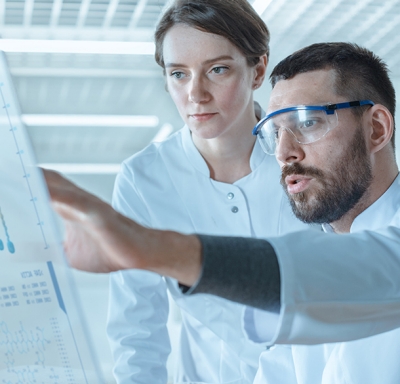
[350,173,400,233]
[181,125,210,176]
[181,101,267,177]
[322,173,400,233]
[321,223,334,233]
[321,174,400,234]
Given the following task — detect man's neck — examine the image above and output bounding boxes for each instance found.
[330,170,399,234]
[330,197,371,234]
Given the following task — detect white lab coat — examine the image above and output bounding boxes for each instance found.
[107,121,309,384]
[248,174,400,383]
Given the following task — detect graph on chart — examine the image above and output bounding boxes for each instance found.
[0,207,15,254]
[0,51,104,383]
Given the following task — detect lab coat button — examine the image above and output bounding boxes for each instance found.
[227,192,234,200]
[231,206,239,213]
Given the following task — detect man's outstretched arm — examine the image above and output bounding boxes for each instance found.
[44,169,281,311]
[45,169,400,344]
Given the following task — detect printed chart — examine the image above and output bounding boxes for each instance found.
[0,51,104,383]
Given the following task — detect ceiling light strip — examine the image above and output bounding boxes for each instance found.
[23,0,35,27]
[50,0,64,28]
[22,114,159,127]
[77,0,92,29]
[130,0,149,29]
[103,0,120,28]
[0,39,155,55]
[10,68,161,78]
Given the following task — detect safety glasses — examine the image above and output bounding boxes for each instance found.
[253,100,375,155]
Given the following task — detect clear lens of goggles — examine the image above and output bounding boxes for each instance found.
[257,109,338,155]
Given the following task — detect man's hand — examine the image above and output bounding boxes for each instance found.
[43,169,146,272]
[43,169,202,285]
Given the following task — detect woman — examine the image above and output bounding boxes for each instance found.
[107,1,307,383]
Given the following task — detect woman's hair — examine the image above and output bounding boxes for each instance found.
[155,0,270,69]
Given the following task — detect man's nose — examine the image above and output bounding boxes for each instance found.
[275,128,305,164]
[188,76,211,104]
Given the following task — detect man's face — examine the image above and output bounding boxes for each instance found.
[269,69,373,224]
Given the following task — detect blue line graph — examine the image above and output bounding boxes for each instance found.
[0,207,15,254]
[0,82,49,250]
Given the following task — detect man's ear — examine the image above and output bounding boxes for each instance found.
[366,104,394,154]
[253,54,268,90]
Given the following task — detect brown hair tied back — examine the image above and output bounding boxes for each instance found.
[155,0,270,69]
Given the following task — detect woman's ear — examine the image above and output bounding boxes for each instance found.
[366,104,394,154]
[253,54,268,90]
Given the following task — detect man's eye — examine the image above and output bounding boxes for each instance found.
[300,119,320,129]
[304,120,316,127]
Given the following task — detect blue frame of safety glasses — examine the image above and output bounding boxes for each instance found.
[252,99,375,136]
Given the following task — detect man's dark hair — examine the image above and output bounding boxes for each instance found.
[270,42,396,147]
[155,0,270,69]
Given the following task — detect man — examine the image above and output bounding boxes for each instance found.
[244,42,400,383]
[44,42,400,374]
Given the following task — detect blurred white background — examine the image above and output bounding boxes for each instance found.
[1,0,400,382]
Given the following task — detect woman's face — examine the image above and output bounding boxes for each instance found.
[162,24,264,140]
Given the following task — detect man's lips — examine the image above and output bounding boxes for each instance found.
[285,174,313,194]
[190,113,217,122]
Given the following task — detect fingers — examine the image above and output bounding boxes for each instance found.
[42,169,71,202]
[41,168,91,221]
[41,167,113,227]
[42,168,79,201]
[40,167,148,273]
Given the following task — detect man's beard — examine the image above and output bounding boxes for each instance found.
[280,126,373,224]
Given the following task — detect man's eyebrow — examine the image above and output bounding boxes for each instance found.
[165,55,234,68]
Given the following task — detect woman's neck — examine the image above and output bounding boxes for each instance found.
[192,119,258,184]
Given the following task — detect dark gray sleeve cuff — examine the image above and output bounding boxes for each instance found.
[181,235,281,312]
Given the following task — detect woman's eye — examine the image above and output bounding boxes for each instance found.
[171,71,185,79]
[211,66,228,74]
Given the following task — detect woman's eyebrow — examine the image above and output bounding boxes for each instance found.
[165,55,234,68]
[202,55,234,64]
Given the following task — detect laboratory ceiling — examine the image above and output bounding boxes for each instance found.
[1,0,400,199]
